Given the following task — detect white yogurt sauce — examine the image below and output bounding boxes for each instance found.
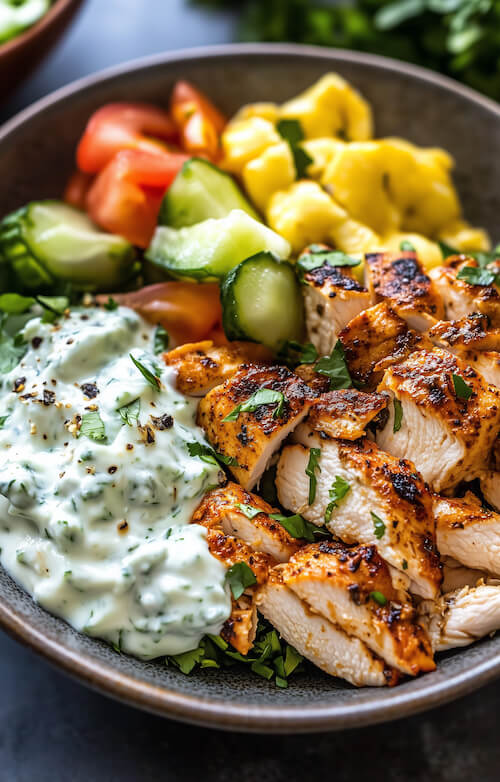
[0,306,231,658]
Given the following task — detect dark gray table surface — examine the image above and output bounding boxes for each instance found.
[1,1,499,779]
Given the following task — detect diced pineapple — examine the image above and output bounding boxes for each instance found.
[221,117,281,175]
[242,142,296,214]
[232,102,280,124]
[382,232,444,271]
[301,137,345,180]
[439,219,491,253]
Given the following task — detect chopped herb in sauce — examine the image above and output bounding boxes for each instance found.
[79,410,106,442]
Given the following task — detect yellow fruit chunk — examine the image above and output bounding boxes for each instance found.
[301,137,345,180]
[243,142,296,214]
[439,219,491,253]
[221,117,281,175]
[383,232,443,271]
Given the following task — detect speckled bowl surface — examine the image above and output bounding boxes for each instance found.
[0,44,499,733]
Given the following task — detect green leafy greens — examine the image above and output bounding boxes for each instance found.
[225,561,257,599]
[315,340,353,390]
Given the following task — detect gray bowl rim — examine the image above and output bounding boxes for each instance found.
[1,43,500,733]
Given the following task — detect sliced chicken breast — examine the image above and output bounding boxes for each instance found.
[434,494,500,576]
[306,388,389,440]
[441,557,487,592]
[197,365,316,490]
[364,251,444,331]
[339,302,433,390]
[420,582,500,651]
[164,340,272,396]
[461,350,500,388]
[192,482,302,562]
[281,541,435,675]
[303,262,371,356]
[294,363,330,394]
[277,429,441,598]
[480,471,500,513]
[257,568,399,687]
[428,314,500,354]
[429,257,500,326]
[377,348,500,492]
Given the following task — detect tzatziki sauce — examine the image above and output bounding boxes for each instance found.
[0,306,231,658]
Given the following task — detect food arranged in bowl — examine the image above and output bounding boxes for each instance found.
[0,72,499,691]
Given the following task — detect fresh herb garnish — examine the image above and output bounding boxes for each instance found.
[129,354,161,391]
[305,447,321,504]
[169,646,206,675]
[276,118,313,179]
[402,559,408,570]
[269,512,327,542]
[393,398,403,433]
[371,511,386,540]
[79,410,106,442]
[186,441,239,468]
[37,295,69,323]
[324,476,351,523]
[223,388,286,422]
[456,266,499,287]
[225,561,257,599]
[399,240,416,252]
[0,293,35,313]
[237,503,262,519]
[117,398,141,426]
[370,591,388,606]
[439,241,459,259]
[103,296,119,311]
[297,248,360,280]
[315,340,352,390]
[278,339,318,367]
[452,373,473,400]
[0,415,9,429]
[153,324,170,354]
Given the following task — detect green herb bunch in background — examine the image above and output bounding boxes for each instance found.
[193,0,500,99]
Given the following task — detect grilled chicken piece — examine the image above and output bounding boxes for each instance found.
[197,365,315,490]
[434,494,500,576]
[377,348,500,492]
[205,528,273,655]
[277,429,441,598]
[429,256,500,327]
[460,351,500,389]
[192,482,302,562]
[294,363,330,394]
[306,388,389,440]
[364,251,444,331]
[441,557,486,592]
[281,541,434,675]
[428,314,500,354]
[302,262,371,357]
[420,582,500,651]
[339,302,433,390]
[257,568,400,687]
[163,340,272,396]
[480,471,500,512]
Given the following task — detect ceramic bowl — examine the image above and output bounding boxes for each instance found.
[0,44,499,733]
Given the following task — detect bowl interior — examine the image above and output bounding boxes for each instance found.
[0,45,499,732]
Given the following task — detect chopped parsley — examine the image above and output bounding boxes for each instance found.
[456,266,499,287]
[324,476,351,523]
[223,388,286,422]
[370,591,388,606]
[225,561,257,599]
[117,398,141,426]
[129,354,161,391]
[315,340,353,390]
[393,398,403,433]
[305,447,321,504]
[237,503,262,519]
[79,410,106,442]
[371,511,386,540]
[186,441,239,468]
[452,373,473,401]
[297,246,361,280]
[269,512,327,542]
[153,324,170,354]
[278,339,318,367]
[0,415,9,429]
[103,296,119,311]
[402,559,408,570]
[276,118,313,179]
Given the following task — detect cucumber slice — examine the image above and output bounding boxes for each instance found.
[159,158,259,228]
[146,209,291,281]
[221,252,304,351]
[0,201,138,292]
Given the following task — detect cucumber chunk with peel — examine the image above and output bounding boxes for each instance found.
[146,209,291,281]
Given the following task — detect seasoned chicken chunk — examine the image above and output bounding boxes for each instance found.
[364,251,444,330]
[480,471,500,513]
[197,365,316,490]
[163,340,272,396]
[257,568,399,687]
[205,528,273,655]
[441,557,486,592]
[302,261,371,356]
[428,314,500,354]
[420,582,500,651]
[281,540,435,675]
[434,494,500,577]
[192,482,302,562]
[339,302,433,390]
[306,388,389,440]
[277,430,441,598]
[377,348,500,492]
[429,257,500,326]
[294,363,330,394]
[460,350,500,389]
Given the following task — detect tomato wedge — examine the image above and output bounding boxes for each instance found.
[170,81,226,159]
[77,102,178,174]
[86,149,189,247]
[63,170,94,210]
[100,282,222,345]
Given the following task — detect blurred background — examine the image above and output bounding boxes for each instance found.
[1,1,499,780]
